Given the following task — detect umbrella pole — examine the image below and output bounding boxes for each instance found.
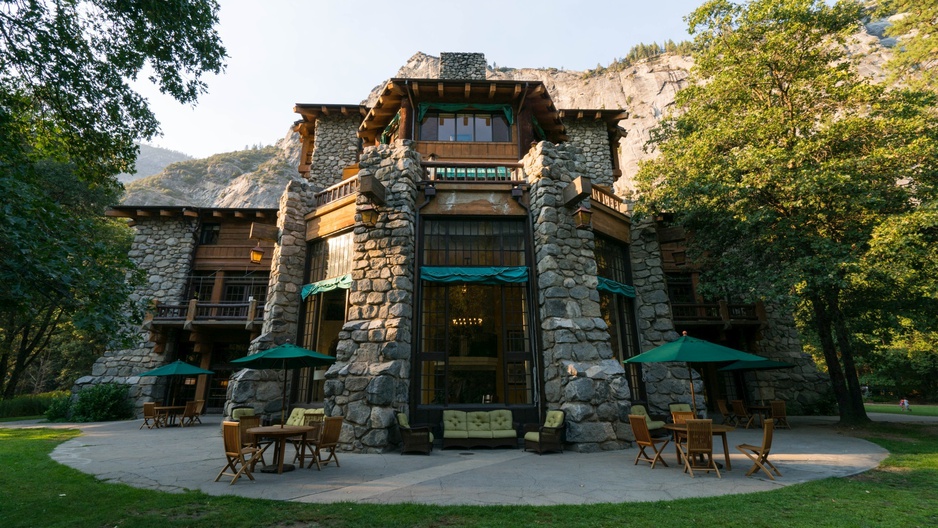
[280,362,287,428]
[688,365,698,416]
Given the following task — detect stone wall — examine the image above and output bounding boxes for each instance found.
[524,141,631,452]
[439,52,487,80]
[564,121,615,187]
[224,179,318,417]
[324,140,420,453]
[73,217,198,414]
[308,114,361,187]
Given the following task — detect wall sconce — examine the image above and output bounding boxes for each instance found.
[249,244,264,264]
[359,204,379,227]
[573,205,592,230]
[184,377,197,386]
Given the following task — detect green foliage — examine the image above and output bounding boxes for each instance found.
[44,394,73,422]
[582,39,694,77]
[0,391,68,418]
[876,0,938,93]
[69,383,133,422]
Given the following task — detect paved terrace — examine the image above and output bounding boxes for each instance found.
[6,414,928,505]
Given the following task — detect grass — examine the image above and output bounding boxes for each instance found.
[865,402,938,417]
[3,424,938,528]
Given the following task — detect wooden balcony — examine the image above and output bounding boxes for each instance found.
[671,300,765,327]
[147,299,265,330]
[423,161,524,182]
[313,175,360,208]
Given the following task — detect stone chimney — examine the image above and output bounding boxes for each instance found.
[439,52,487,80]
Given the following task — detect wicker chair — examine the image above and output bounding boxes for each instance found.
[396,412,433,455]
[716,399,737,426]
[629,414,670,469]
[523,409,566,455]
[214,421,262,485]
[140,402,161,429]
[731,400,756,429]
[677,419,721,478]
[770,400,791,430]
[737,420,782,480]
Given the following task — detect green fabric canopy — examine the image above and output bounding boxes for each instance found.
[301,273,352,300]
[417,102,514,125]
[138,360,214,377]
[420,266,528,284]
[597,276,636,298]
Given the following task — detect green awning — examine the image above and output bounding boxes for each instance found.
[301,273,352,299]
[417,102,514,125]
[420,266,528,284]
[380,111,401,144]
[597,276,636,298]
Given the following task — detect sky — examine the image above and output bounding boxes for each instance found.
[137,0,707,159]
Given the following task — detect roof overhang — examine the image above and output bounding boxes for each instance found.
[106,206,278,222]
[292,104,368,137]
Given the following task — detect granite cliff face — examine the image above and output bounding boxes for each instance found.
[123,23,891,207]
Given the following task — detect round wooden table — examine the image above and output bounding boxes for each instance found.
[247,425,314,474]
[663,422,736,470]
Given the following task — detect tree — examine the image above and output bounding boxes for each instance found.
[635,0,938,424]
[876,0,938,92]
[0,1,226,396]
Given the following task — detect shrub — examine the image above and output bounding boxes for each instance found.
[45,395,73,422]
[70,383,134,422]
[0,391,70,418]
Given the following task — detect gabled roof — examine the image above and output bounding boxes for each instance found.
[292,104,368,136]
[357,78,569,144]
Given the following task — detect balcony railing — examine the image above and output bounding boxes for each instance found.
[423,162,523,182]
[313,175,360,208]
[149,299,265,329]
[671,300,764,324]
[591,185,628,214]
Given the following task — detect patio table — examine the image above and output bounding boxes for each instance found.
[247,425,313,474]
[154,405,185,427]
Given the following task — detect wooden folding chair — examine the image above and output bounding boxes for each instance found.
[214,421,262,485]
[293,412,326,468]
[238,415,269,468]
[628,415,669,469]
[731,400,755,429]
[737,420,782,480]
[309,416,343,470]
[676,419,721,478]
[140,402,160,429]
[770,400,791,429]
[180,400,204,427]
[716,399,737,426]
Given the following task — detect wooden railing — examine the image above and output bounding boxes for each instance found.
[591,185,627,214]
[313,175,360,208]
[671,300,764,324]
[150,299,264,329]
[423,162,524,182]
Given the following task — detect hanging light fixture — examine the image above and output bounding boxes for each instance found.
[573,205,592,230]
[249,244,264,264]
[359,203,379,228]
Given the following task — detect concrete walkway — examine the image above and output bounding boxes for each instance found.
[7,413,930,505]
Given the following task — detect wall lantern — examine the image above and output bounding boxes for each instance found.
[183,377,197,386]
[573,206,592,230]
[359,204,379,228]
[249,244,265,264]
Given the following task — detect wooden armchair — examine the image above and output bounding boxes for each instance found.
[140,402,161,429]
[731,400,755,429]
[737,420,782,480]
[770,400,791,429]
[396,412,434,455]
[629,414,669,469]
[308,416,343,470]
[214,421,262,485]
[523,409,566,455]
[677,419,721,478]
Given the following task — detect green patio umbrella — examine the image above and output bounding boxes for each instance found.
[624,334,768,414]
[138,360,214,406]
[719,359,795,403]
[231,343,336,427]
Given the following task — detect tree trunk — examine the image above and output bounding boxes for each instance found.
[827,289,870,425]
[809,293,852,421]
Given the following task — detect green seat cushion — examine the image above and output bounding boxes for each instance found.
[524,431,540,442]
[467,411,492,433]
[489,409,513,431]
[544,410,564,428]
[492,429,517,439]
[444,429,470,439]
[231,408,255,420]
[669,403,692,412]
[397,413,410,428]
[429,432,435,442]
[443,410,467,432]
[632,405,665,430]
[285,407,307,426]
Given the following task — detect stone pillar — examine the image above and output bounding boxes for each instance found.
[325,139,420,453]
[73,217,198,415]
[564,121,616,187]
[308,114,362,187]
[524,141,631,452]
[439,52,487,80]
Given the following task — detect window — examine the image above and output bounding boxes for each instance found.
[199,223,220,245]
[417,219,534,406]
[419,112,511,142]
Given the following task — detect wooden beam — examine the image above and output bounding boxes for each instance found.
[489,83,497,100]
[159,209,175,217]
[136,209,153,217]
[234,211,247,218]
[387,81,405,96]
[183,209,199,218]
[464,83,471,99]
[105,209,133,218]
[359,106,368,116]
[437,83,444,97]
[321,105,329,115]
[250,222,280,241]
[514,84,522,97]
[340,106,349,115]
[413,82,421,97]
[562,176,592,207]
[212,210,225,218]
[359,173,387,206]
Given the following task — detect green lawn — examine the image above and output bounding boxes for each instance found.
[865,402,938,417]
[3,424,938,528]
